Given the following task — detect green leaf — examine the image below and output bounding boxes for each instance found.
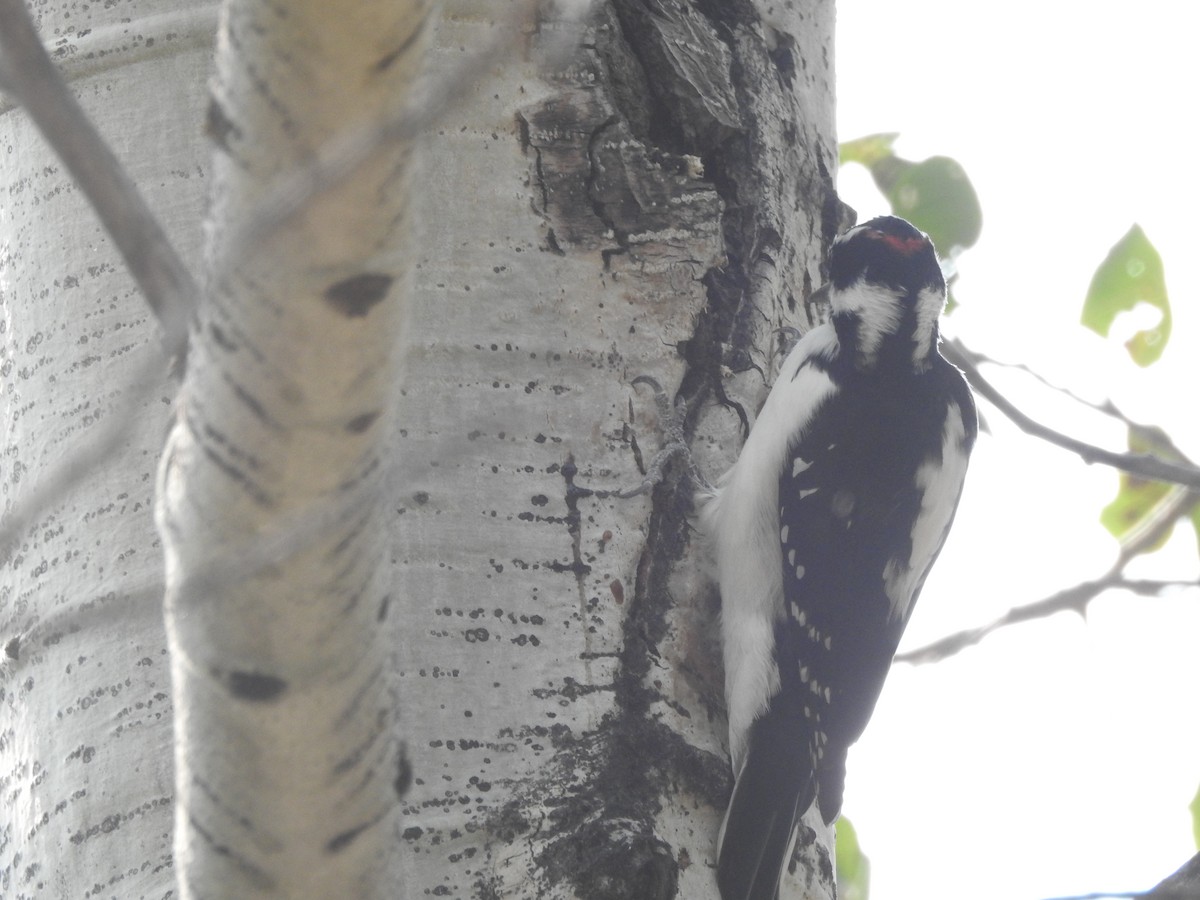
[1099,424,1191,556]
[1190,502,1200,561]
[1191,783,1200,849]
[1081,225,1171,366]
[836,817,871,900]
[876,156,982,255]
[840,133,899,168]
[839,134,982,257]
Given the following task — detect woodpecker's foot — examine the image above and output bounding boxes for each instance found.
[617,375,709,498]
[777,324,802,357]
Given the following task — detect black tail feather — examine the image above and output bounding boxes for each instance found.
[717,708,816,900]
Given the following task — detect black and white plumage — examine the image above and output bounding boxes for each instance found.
[698,216,977,900]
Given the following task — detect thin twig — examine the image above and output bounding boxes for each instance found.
[895,574,1197,665]
[952,344,1193,462]
[1038,890,1200,900]
[943,338,1200,490]
[0,0,197,362]
[899,468,1199,666]
[0,350,168,564]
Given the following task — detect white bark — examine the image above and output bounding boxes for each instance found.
[391,2,841,897]
[0,3,216,897]
[156,1,429,897]
[1,0,838,897]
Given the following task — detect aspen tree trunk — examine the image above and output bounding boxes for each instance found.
[0,1,841,897]
[391,3,843,897]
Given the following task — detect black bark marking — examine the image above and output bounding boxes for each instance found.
[395,745,413,798]
[346,410,380,434]
[326,821,369,854]
[209,322,237,352]
[559,458,593,579]
[326,807,388,855]
[187,812,275,890]
[324,273,394,318]
[374,6,431,72]
[227,670,288,701]
[188,412,274,508]
[205,97,240,152]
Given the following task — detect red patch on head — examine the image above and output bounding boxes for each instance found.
[879,233,928,255]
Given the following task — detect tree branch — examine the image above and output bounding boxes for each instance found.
[895,574,1197,665]
[899,469,1200,665]
[942,338,1200,490]
[0,0,197,361]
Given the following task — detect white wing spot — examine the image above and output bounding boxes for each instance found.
[823,635,831,650]
[796,609,806,626]
[780,525,789,544]
[795,564,806,580]
[792,457,812,476]
[788,549,796,566]
[883,557,906,602]
[797,487,819,500]
[800,665,809,682]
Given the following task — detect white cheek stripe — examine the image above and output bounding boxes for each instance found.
[913,284,944,360]
[831,279,946,366]
[830,281,903,361]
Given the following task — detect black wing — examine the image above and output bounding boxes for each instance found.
[777,359,975,822]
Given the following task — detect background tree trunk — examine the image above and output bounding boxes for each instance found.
[156,1,429,896]
[0,3,214,897]
[0,1,839,897]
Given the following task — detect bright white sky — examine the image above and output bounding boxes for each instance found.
[836,3,1200,899]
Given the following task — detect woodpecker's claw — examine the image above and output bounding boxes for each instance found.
[617,376,710,497]
[617,442,690,498]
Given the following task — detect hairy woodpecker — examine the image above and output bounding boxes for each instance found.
[698,216,977,900]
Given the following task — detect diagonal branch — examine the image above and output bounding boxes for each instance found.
[895,573,1197,665]
[899,460,1200,665]
[0,349,167,565]
[942,338,1200,490]
[0,0,197,361]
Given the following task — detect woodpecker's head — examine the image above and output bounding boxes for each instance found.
[827,216,946,370]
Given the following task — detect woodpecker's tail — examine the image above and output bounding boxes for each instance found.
[716,707,816,900]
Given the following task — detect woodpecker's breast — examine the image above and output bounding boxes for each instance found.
[698,325,840,770]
